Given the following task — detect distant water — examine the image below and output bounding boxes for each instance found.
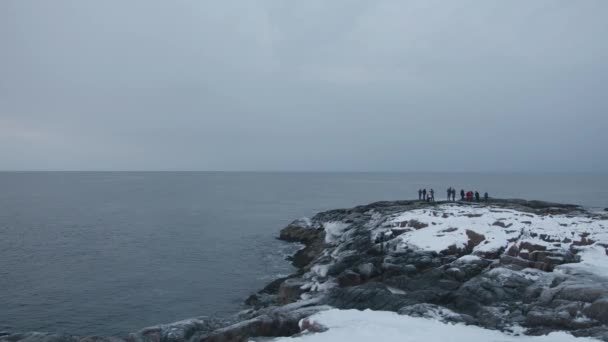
[1,172,607,336]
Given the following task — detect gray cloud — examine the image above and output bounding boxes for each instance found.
[1,0,607,171]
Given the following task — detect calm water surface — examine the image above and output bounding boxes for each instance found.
[1,172,607,335]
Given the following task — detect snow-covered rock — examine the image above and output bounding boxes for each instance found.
[265,200,608,341]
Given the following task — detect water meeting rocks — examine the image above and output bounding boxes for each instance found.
[3,199,608,342]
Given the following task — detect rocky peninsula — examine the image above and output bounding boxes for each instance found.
[3,199,608,342]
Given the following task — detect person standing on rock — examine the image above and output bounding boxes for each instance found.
[475,191,480,202]
[484,192,489,203]
[422,189,427,201]
[452,188,456,201]
[460,189,465,201]
[430,189,435,202]
[418,189,422,200]
[447,187,452,201]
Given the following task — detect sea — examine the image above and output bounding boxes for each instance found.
[1,172,607,336]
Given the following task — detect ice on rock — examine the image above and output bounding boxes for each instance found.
[323,222,350,244]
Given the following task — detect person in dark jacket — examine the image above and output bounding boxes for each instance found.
[422,189,427,201]
[429,189,435,202]
[460,189,465,201]
[475,191,480,202]
[418,189,422,200]
[447,187,452,201]
[484,192,489,202]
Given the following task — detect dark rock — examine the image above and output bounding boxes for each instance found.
[260,276,290,295]
[445,267,467,282]
[337,270,362,287]
[520,241,546,253]
[500,255,530,269]
[277,279,307,304]
[279,222,322,245]
[279,220,326,269]
[199,305,329,342]
[244,293,276,309]
[556,285,606,303]
[525,308,597,330]
[327,283,413,311]
[405,220,428,230]
[291,240,324,268]
[128,318,221,342]
[572,237,596,247]
[245,294,259,306]
[381,261,417,278]
[298,318,327,333]
[465,230,485,253]
[570,327,608,341]
[492,221,512,228]
[327,254,367,277]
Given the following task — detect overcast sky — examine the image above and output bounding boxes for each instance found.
[1,0,607,172]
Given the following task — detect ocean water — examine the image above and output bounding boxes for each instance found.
[0,172,607,336]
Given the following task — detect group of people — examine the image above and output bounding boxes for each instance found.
[461,189,489,202]
[418,188,435,201]
[417,187,489,203]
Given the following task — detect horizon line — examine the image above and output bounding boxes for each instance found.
[0,170,606,174]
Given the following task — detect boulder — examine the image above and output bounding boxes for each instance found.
[128,318,219,342]
[555,284,607,303]
[277,279,308,304]
[584,297,608,324]
[327,283,412,311]
[337,270,362,287]
[279,222,323,245]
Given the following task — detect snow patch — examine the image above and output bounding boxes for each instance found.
[386,286,406,295]
[311,264,330,278]
[323,222,350,244]
[456,255,481,263]
[557,245,608,279]
[269,309,595,342]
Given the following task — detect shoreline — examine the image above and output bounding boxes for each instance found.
[3,199,608,342]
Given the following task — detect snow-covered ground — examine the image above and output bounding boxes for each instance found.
[378,204,608,277]
[267,309,596,342]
